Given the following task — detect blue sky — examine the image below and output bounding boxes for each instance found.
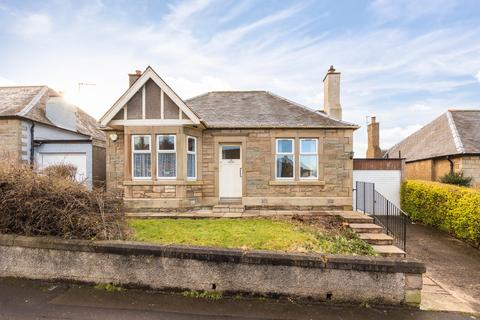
[0,0,479,156]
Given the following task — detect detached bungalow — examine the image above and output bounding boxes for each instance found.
[0,86,106,187]
[100,66,358,212]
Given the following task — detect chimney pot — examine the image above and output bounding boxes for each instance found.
[323,65,342,120]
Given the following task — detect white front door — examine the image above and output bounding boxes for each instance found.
[219,145,242,198]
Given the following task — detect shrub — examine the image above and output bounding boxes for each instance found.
[439,171,472,187]
[401,180,480,246]
[0,161,126,240]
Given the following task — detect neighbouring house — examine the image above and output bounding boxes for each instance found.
[0,86,106,187]
[385,109,480,187]
[99,66,359,212]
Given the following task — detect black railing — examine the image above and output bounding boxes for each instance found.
[355,181,407,250]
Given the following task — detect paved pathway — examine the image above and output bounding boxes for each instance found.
[406,222,480,313]
[0,278,476,320]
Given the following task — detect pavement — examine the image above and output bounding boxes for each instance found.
[0,278,477,320]
[406,222,480,313]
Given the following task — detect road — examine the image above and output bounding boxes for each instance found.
[0,278,477,320]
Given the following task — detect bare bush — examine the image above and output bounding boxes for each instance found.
[42,163,77,181]
[0,160,126,240]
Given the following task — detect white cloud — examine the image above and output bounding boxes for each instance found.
[2,0,480,151]
[14,13,52,36]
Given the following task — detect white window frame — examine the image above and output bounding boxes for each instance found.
[186,136,197,180]
[157,134,177,180]
[275,138,295,180]
[132,134,151,180]
[299,138,318,180]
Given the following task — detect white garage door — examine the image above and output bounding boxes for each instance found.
[39,153,87,182]
[353,170,402,209]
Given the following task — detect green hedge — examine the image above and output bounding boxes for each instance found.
[401,180,480,246]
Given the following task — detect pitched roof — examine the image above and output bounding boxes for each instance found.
[0,86,105,143]
[385,110,480,161]
[185,91,357,128]
[0,86,46,116]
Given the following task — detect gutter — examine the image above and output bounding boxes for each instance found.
[29,120,35,167]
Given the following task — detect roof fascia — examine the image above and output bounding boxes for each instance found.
[100,67,201,126]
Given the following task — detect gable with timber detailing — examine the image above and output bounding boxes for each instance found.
[100,67,201,127]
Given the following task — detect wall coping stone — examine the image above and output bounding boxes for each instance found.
[0,234,425,274]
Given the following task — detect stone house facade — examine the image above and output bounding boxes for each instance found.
[100,66,358,212]
[385,110,480,187]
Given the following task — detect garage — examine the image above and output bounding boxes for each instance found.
[39,153,87,182]
[353,158,404,209]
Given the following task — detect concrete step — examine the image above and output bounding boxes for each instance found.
[371,245,406,258]
[358,233,394,245]
[333,211,374,224]
[349,223,384,234]
[212,204,245,214]
[340,215,374,224]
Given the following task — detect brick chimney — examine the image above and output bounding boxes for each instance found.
[128,70,142,87]
[367,116,382,158]
[323,65,342,120]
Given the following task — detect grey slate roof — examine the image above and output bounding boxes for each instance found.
[385,110,480,162]
[0,86,105,143]
[185,91,357,128]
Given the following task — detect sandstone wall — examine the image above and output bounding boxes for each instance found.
[0,119,22,161]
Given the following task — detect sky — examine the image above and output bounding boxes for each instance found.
[0,0,479,156]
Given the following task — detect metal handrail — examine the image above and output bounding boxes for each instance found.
[355,181,407,250]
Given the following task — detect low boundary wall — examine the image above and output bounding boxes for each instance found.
[0,234,425,306]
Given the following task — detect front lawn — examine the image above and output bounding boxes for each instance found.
[129,217,375,256]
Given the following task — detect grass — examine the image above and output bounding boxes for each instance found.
[94,283,123,292]
[181,290,222,300]
[129,218,375,256]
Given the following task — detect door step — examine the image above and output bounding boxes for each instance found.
[219,197,243,205]
[371,245,406,258]
[358,233,394,245]
[213,204,245,214]
[333,211,374,224]
[349,223,384,234]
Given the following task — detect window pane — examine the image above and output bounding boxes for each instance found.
[133,153,151,177]
[133,136,150,151]
[158,135,175,150]
[277,139,293,153]
[276,155,294,178]
[300,155,317,178]
[158,153,176,177]
[301,139,317,154]
[222,146,240,160]
[188,137,196,152]
[187,154,196,178]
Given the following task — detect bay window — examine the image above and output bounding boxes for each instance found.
[132,135,151,179]
[157,135,176,179]
[300,138,318,179]
[187,136,197,180]
[275,138,294,179]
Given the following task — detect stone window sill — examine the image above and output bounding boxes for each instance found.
[124,180,203,186]
[269,180,325,186]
